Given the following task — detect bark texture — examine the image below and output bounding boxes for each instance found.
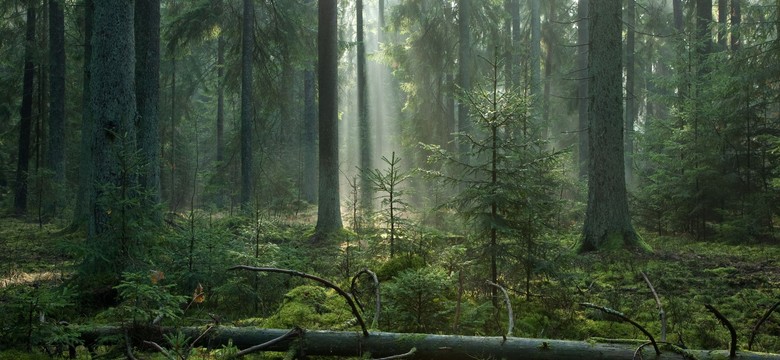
[580,0,641,252]
[240,0,254,209]
[81,326,780,360]
[135,0,162,219]
[357,0,372,214]
[88,0,137,261]
[14,3,35,216]
[315,0,343,235]
[73,0,94,230]
[48,0,66,211]
[576,0,589,179]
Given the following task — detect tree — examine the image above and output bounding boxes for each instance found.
[530,0,541,129]
[357,0,372,214]
[72,0,94,230]
[240,0,254,209]
[315,0,343,236]
[14,1,35,216]
[457,0,472,159]
[580,0,642,252]
[85,0,137,277]
[576,0,589,179]
[135,0,162,220]
[47,0,66,214]
[624,0,636,187]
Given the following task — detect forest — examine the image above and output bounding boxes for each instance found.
[0,0,779,358]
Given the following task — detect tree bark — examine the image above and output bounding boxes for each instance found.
[530,0,542,131]
[47,0,66,215]
[72,0,93,231]
[87,0,137,269]
[240,0,254,210]
[216,33,226,207]
[135,0,162,221]
[457,0,472,158]
[14,2,36,216]
[730,0,741,51]
[624,0,636,188]
[576,0,589,179]
[315,0,343,236]
[580,0,640,252]
[81,326,780,360]
[357,0,372,215]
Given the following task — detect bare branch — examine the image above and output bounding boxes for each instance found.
[705,303,737,357]
[228,266,369,337]
[641,271,666,342]
[749,301,780,350]
[579,303,660,355]
[231,327,302,358]
[487,281,514,337]
[351,268,381,329]
[373,347,416,360]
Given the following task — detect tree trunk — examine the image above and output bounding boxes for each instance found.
[357,0,372,215]
[576,0,588,179]
[580,0,641,252]
[511,0,520,89]
[240,0,254,210]
[717,0,728,51]
[14,2,36,217]
[81,326,780,360]
[87,0,137,271]
[697,0,713,58]
[541,0,555,139]
[315,0,343,236]
[624,0,636,188]
[530,0,542,131]
[303,68,317,204]
[457,0,472,158]
[730,0,741,51]
[47,0,65,215]
[72,0,93,231]
[216,33,226,207]
[135,0,162,221]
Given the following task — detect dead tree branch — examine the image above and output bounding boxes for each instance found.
[749,301,780,351]
[228,266,369,337]
[579,303,660,356]
[351,268,381,329]
[231,327,302,358]
[705,303,737,357]
[641,271,666,342]
[372,347,417,360]
[487,281,514,337]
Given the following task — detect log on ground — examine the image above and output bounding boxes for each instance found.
[79,326,780,360]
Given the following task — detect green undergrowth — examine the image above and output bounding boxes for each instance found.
[1,217,780,358]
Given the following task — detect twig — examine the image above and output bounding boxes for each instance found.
[231,327,302,358]
[749,300,780,350]
[142,340,172,359]
[351,268,381,329]
[373,347,416,360]
[641,271,666,342]
[579,303,660,355]
[487,281,514,337]
[705,304,737,357]
[228,266,369,337]
[124,328,138,360]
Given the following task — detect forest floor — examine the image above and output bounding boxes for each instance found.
[1,216,779,357]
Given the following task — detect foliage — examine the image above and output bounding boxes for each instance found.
[0,283,80,353]
[383,267,454,333]
[363,152,412,258]
[97,272,188,325]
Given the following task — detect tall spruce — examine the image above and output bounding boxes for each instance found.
[580,0,642,252]
[14,2,36,216]
[86,0,137,274]
[576,0,589,179]
[135,0,162,220]
[357,0,372,214]
[240,0,254,209]
[72,0,93,230]
[624,0,636,187]
[47,0,66,214]
[315,0,343,236]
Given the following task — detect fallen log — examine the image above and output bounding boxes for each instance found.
[79,326,780,360]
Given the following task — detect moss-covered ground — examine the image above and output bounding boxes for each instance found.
[1,217,779,358]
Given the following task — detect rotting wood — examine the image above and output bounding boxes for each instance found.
[78,326,780,360]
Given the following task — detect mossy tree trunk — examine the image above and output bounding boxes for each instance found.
[580,0,641,252]
[14,1,35,217]
[240,0,254,210]
[315,0,343,236]
[47,0,66,215]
